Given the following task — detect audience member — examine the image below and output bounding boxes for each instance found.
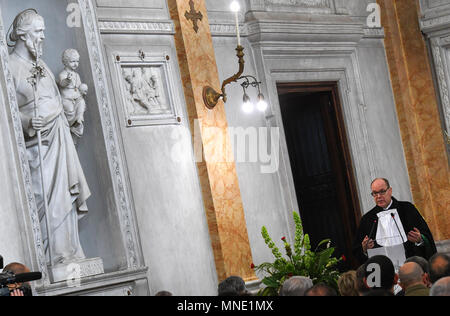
[355,264,370,296]
[304,283,337,296]
[398,262,429,296]
[363,289,394,296]
[218,276,248,296]
[363,255,398,295]
[405,256,431,287]
[279,276,313,296]
[429,253,450,284]
[2,262,32,296]
[338,270,358,296]
[429,276,450,296]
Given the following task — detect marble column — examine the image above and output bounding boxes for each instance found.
[378,0,450,241]
[168,0,256,282]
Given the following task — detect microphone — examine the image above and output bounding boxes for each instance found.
[368,219,377,240]
[391,213,405,243]
[14,272,42,284]
[0,272,42,286]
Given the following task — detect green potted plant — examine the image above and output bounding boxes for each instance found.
[252,212,341,296]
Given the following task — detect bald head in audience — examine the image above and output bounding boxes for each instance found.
[430,277,450,296]
[399,262,425,290]
[429,253,450,284]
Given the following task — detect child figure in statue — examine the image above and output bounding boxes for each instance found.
[58,49,88,143]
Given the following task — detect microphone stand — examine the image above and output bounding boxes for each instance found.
[29,41,52,268]
[391,213,405,244]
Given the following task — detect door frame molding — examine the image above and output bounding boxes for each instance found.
[277,82,362,265]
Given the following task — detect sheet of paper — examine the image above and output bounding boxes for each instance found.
[367,243,406,272]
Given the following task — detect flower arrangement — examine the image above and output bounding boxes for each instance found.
[252,212,341,296]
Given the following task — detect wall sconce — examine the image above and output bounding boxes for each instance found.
[202,1,267,113]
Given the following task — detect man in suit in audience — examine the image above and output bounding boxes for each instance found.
[398,262,430,296]
[429,253,450,284]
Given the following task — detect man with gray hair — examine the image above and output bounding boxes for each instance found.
[398,262,429,296]
[405,256,431,288]
[429,253,450,284]
[279,276,313,296]
[218,276,248,296]
[430,277,450,296]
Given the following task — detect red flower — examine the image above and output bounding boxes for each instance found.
[281,237,286,241]
[341,255,347,262]
[250,263,255,269]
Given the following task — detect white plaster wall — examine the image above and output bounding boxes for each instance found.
[212,36,293,275]
[355,40,412,202]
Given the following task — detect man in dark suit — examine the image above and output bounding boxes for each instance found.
[352,178,437,265]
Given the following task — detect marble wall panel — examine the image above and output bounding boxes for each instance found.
[379,0,450,241]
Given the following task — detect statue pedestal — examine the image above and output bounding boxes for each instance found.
[49,257,104,283]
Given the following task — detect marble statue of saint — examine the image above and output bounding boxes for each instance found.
[57,49,88,143]
[8,9,91,266]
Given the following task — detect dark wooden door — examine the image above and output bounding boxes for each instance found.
[278,83,361,270]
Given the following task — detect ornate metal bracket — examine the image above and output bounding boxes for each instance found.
[203,45,245,109]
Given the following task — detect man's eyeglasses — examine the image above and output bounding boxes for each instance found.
[371,188,390,197]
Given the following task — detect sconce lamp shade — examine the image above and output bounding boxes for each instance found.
[256,93,268,112]
[242,93,254,113]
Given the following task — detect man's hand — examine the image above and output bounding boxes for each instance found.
[407,228,422,244]
[362,235,375,252]
[10,289,24,296]
[30,116,45,131]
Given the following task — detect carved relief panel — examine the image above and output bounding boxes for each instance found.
[113,51,181,127]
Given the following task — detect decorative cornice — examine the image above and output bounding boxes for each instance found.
[419,0,450,34]
[98,19,175,34]
[265,0,331,8]
[245,20,364,43]
[209,23,248,37]
[249,0,335,14]
[420,14,450,34]
[363,27,385,39]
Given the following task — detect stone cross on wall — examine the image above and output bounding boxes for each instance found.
[184,0,203,33]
